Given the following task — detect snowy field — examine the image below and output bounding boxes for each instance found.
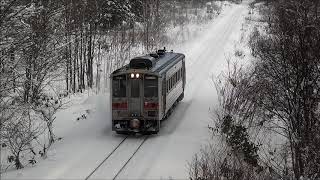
[1,2,250,179]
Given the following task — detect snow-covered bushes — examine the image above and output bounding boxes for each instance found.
[1,104,44,170]
[189,142,274,180]
[189,60,283,180]
[33,95,62,146]
[0,93,62,172]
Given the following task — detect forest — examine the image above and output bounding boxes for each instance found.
[2,0,318,180]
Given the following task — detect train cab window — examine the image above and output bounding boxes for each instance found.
[144,75,158,97]
[131,79,140,97]
[112,75,126,97]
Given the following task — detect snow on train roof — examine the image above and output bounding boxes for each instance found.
[112,52,184,75]
[151,52,184,73]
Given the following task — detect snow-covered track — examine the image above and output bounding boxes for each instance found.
[112,136,148,180]
[85,135,149,180]
[85,137,128,180]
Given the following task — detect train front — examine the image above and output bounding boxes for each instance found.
[110,57,160,134]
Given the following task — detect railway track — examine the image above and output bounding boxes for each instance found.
[85,135,149,180]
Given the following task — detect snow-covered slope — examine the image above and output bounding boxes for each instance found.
[2,2,248,180]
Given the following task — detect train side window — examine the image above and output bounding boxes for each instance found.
[172,76,174,87]
[176,73,178,84]
[112,75,126,97]
[175,72,178,84]
[173,75,175,85]
[176,72,178,83]
[181,69,183,79]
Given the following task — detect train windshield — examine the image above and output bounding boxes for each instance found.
[112,75,126,97]
[144,75,158,97]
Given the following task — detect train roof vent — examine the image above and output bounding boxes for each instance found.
[149,53,159,59]
[129,56,156,69]
[157,47,166,56]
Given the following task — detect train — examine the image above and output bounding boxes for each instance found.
[110,48,186,134]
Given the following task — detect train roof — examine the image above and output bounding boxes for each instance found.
[151,52,184,73]
[112,50,185,76]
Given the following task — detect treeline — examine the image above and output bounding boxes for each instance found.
[0,0,215,97]
[190,0,320,180]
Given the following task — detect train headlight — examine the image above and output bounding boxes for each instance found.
[136,73,140,78]
[130,73,135,78]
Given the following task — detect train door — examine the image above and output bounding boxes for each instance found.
[129,77,142,117]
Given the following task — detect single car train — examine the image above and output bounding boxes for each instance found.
[110,48,186,134]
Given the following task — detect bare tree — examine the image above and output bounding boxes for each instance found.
[1,105,45,170]
[33,95,62,147]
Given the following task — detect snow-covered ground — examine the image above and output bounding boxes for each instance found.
[1,2,249,179]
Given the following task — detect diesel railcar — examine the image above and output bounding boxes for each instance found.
[110,48,186,134]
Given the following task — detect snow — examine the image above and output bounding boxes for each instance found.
[1,2,249,180]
